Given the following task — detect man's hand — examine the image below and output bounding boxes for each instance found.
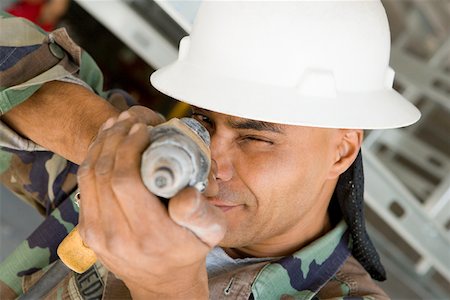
[76,111,226,299]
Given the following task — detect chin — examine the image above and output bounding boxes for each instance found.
[217,234,235,248]
[217,230,251,249]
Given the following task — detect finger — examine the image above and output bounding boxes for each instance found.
[77,126,109,248]
[111,123,168,229]
[78,113,148,251]
[95,124,129,175]
[86,113,119,151]
[94,114,139,236]
[203,160,218,198]
[77,115,124,249]
[94,110,140,177]
[77,116,116,208]
[168,188,227,248]
[128,105,165,126]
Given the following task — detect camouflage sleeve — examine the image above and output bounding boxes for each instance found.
[0,91,136,299]
[0,191,80,299]
[0,11,136,210]
[0,10,106,115]
[0,10,104,211]
[0,11,138,299]
[0,10,106,148]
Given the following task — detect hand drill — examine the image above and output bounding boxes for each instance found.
[18,117,211,299]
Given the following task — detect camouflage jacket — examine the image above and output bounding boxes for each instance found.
[0,13,388,299]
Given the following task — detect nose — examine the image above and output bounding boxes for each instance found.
[210,135,234,182]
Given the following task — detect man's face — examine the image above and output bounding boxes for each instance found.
[192,108,342,255]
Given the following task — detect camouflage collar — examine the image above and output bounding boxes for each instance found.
[251,220,350,299]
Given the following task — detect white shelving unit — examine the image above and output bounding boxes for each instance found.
[364,1,450,297]
[58,0,450,298]
[74,0,178,69]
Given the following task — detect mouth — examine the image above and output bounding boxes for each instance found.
[208,198,241,212]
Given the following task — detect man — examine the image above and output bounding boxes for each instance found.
[0,1,420,299]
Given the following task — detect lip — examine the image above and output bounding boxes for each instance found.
[208,198,241,212]
[214,205,238,212]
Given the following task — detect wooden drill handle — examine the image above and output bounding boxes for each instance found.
[57,226,97,273]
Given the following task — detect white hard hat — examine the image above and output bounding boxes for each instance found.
[151,1,420,129]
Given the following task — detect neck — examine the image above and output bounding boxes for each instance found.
[223,179,337,259]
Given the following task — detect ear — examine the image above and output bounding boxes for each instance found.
[327,129,363,179]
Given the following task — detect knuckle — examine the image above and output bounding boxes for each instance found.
[104,234,122,251]
[189,199,208,221]
[115,141,130,157]
[150,113,165,126]
[126,115,139,124]
[104,230,132,257]
[77,161,93,179]
[94,156,113,176]
[111,175,145,201]
[110,172,131,191]
[104,122,129,137]
[129,106,164,125]
[169,188,200,216]
[79,225,101,251]
[185,189,202,211]
[138,238,162,256]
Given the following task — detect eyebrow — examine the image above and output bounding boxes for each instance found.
[192,107,284,134]
[227,119,284,134]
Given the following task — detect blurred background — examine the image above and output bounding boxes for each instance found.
[0,0,449,299]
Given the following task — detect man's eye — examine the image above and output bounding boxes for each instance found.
[241,136,273,145]
[192,113,213,127]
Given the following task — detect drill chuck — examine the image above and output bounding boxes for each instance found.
[141,117,211,198]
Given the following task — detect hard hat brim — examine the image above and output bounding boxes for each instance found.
[151,62,420,129]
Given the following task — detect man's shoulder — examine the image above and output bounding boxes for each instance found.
[317,255,390,299]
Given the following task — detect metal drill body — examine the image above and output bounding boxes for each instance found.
[141,117,211,199]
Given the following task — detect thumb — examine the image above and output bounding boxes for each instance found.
[168,188,227,248]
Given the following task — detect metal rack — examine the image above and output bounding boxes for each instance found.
[74,0,178,69]
[64,0,450,298]
[365,1,450,297]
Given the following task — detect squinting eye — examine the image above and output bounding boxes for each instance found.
[242,136,273,145]
[192,113,213,128]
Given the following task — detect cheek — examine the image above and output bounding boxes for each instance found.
[235,152,282,193]
[237,148,329,208]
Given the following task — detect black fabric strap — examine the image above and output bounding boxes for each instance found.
[335,150,386,281]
